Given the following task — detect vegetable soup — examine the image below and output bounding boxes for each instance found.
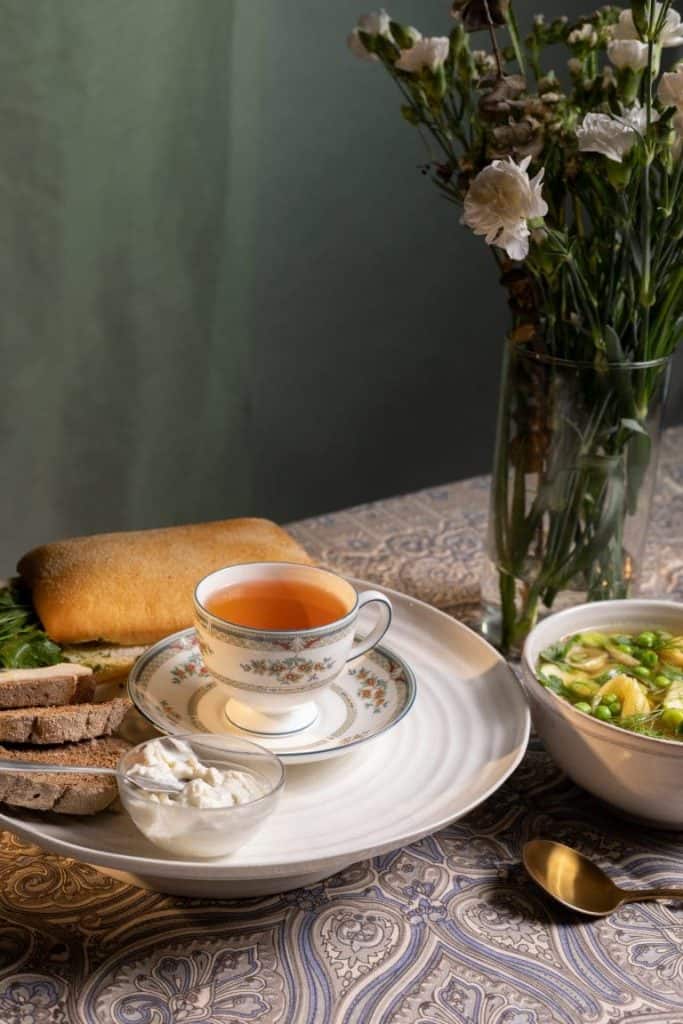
[535,629,683,741]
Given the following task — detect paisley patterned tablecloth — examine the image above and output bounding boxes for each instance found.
[1,428,682,1024]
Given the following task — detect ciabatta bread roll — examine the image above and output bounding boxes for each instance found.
[18,518,312,645]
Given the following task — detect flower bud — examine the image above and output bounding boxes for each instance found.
[400,104,421,125]
[472,49,497,77]
[568,23,598,47]
[457,46,477,81]
[390,21,420,50]
[615,66,642,105]
[348,11,395,61]
[606,159,632,188]
[550,16,568,41]
[661,139,675,173]
[631,0,648,38]
[347,29,378,61]
[430,64,448,101]
[449,21,468,53]
[658,69,683,110]
[602,65,617,88]
[538,72,559,93]
[373,34,400,62]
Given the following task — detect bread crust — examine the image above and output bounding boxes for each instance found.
[0,664,95,709]
[18,518,312,645]
[0,697,131,744]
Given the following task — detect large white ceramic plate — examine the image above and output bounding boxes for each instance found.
[0,581,530,898]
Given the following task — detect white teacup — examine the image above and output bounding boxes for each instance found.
[193,562,392,735]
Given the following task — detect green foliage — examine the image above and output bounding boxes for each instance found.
[353,1,683,365]
[0,584,62,669]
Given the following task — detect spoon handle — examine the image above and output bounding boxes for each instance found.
[0,759,117,777]
[620,887,683,904]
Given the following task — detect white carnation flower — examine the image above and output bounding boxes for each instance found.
[612,4,683,47]
[395,36,450,73]
[655,4,683,46]
[576,111,640,162]
[348,30,375,60]
[358,9,391,35]
[462,156,548,261]
[607,38,650,69]
[347,9,393,61]
[611,7,640,39]
[658,68,683,108]
[618,99,660,133]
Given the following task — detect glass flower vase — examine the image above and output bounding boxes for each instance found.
[481,341,671,655]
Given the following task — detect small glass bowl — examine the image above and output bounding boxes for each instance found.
[117,733,284,859]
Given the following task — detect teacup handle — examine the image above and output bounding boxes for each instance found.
[346,591,392,662]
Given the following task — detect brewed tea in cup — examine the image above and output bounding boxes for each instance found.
[194,562,392,735]
[204,578,349,631]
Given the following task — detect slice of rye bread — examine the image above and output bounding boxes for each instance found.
[0,697,131,745]
[0,663,95,710]
[0,736,131,814]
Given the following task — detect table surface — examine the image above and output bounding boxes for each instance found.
[1,429,682,1024]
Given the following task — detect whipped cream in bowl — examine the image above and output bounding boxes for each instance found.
[117,734,284,858]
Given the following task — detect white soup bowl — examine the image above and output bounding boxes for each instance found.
[521,599,683,830]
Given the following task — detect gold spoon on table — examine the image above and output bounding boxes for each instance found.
[523,839,683,916]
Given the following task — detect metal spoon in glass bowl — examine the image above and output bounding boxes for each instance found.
[0,758,184,796]
[523,839,683,916]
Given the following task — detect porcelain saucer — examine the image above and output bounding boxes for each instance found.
[128,628,416,763]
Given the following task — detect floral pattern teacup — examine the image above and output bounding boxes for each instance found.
[193,562,392,735]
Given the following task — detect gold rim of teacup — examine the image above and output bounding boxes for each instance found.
[193,561,360,639]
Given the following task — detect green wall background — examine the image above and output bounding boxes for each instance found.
[1,0,681,574]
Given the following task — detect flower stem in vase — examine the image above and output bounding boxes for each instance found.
[483,343,670,654]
